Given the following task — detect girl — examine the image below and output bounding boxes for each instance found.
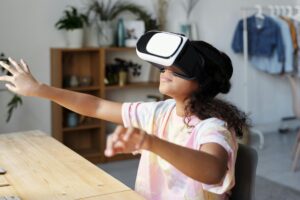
[0,33,249,200]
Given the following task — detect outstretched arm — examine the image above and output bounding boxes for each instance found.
[0,58,123,124]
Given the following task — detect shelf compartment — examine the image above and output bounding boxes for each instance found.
[106,82,159,90]
[62,51,100,88]
[63,129,99,148]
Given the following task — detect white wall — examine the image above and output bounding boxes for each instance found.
[0,0,298,134]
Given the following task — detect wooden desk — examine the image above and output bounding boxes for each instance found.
[0,130,144,200]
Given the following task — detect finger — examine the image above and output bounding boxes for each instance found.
[114,140,125,148]
[113,141,125,153]
[123,127,135,141]
[8,57,23,73]
[20,59,30,73]
[111,127,126,152]
[5,83,17,93]
[105,135,114,157]
[112,131,120,143]
[114,125,127,135]
[0,61,17,75]
[113,125,127,141]
[0,76,13,83]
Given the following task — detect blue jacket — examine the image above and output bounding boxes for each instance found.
[250,16,294,74]
[232,15,284,62]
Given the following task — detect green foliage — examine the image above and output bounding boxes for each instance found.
[86,0,156,31]
[55,6,88,30]
[6,95,22,122]
[0,53,23,122]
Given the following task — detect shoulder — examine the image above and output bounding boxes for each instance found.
[193,118,238,156]
[193,117,235,142]
[195,117,228,132]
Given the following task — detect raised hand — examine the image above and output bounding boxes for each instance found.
[105,126,150,157]
[0,57,40,96]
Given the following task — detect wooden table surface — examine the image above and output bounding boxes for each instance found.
[0,130,144,200]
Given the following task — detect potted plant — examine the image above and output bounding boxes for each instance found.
[55,6,88,48]
[105,58,141,86]
[0,53,23,122]
[85,0,153,47]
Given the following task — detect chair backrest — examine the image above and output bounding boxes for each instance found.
[230,143,258,200]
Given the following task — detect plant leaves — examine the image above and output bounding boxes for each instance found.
[6,95,22,122]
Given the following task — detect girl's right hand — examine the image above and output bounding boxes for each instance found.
[0,57,41,96]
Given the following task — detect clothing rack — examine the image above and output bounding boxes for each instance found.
[240,6,266,149]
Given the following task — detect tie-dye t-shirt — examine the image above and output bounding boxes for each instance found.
[122,99,238,200]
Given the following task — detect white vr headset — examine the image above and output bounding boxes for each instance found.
[136,31,205,80]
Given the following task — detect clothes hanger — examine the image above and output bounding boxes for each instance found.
[280,5,286,16]
[274,5,281,16]
[293,5,300,21]
[286,5,293,18]
[254,4,265,19]
[268,5,275,16]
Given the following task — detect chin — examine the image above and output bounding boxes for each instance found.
[159,84,174,98]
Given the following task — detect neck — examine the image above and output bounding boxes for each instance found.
[174,98,188,117]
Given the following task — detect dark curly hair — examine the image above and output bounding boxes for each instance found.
[185,41,250,137]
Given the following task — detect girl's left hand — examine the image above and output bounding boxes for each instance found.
[105,126,149,157]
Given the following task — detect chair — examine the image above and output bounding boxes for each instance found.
[286,75,300,171]
[230,143,258,200]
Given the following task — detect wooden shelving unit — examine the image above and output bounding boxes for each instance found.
[51,47,159,164]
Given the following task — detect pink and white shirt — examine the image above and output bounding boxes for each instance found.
[122,99,238,200]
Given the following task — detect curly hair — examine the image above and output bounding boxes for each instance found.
[184,41,251,137]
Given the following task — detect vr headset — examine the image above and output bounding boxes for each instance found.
[136,31,205,80]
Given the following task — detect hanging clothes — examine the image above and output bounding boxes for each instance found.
[281,16,298,52]
[232,15,285,74]
[270,15,294,73]
[232,15,284,59]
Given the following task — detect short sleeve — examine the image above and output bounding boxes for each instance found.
[194,119,238,194]
[122,101,157,133]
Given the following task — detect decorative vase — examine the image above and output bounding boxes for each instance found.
[118,71,127,86]
[67,112,79,127]
[84,23,98,47]
[69,75,79,87]
[97,20,114,47]
[64,29,83,48]
[179,22,198,40]
[125,39,137,47]
[117,18,125,47]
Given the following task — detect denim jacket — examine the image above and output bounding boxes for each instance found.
[232,15,284,62]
